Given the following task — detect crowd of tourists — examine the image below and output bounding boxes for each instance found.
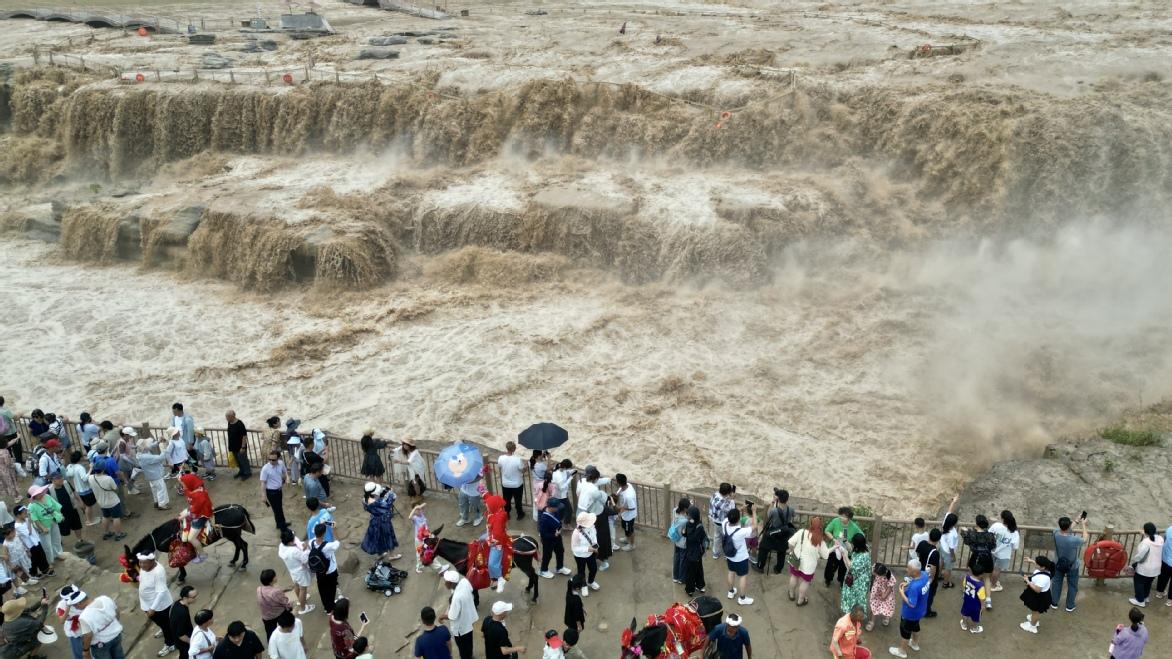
[0,396,1164,659]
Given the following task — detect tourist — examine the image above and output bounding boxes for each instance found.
[961,515,997,610]
[47,413,70,450]
[708,483,736,559]
[1129,523,1164,607]
[564,575,586,632]
[0,438,20,501]
[456,473,485,528]
[615,474,637,551]
[830,605,868,659]
[13,504,52,578]
[263,416,286,474]
[1109,608,1149,659]
[1019,555,1055,633]
[561,628,585,659]
[551,460,576,526]
[594,491,616,571]
[310,428,330,464]
[960,564,986,634]
[787,516,829,606]
[286,432,304,489]
[411,503,434,574]
[329,598,368,659]
[841,534,872,616]
[753,488,795,574]
[306,497,336,543]
[1051,515,1089,612]
[257,569,295,641]
[571,511,601,596]
[188,609,217,659]
[261,451,290,532]
[353,637,373,659]
[1155,522,1172,603]
[887,559,929,658]
[708,612,751,659]
[440,569,477,659]
[682,505,708,596]
[165,427,191,478]
[194,428,217,481]
[51,471,86,545]
[483,493,512,593]
[212,620,265,659]
[37,438,64,484]
[226,410,251,480]
[78,588,127,659]
[401,439,427,488]
[498,441,527,520]
[867,563,896,630]
[0,594,51,658]
[86,467,127,541]
[530,450,551,482]
[530,451,552,521]
[534,473,554,526]
[3,524,34,588]
[179,467,214,562]
[824,507,864,588]
[170,585,197,659]
[668,497,690,583]
[113,427,142,494]
[137,439,171,511]
[63,449,99,525]
[137,551,178,655]
[539,500,571,578]
[913,529,941,617]
[28,482,65,564]
[98,421,120,451]
[908,519,928,561]
[722,507,756,606]
[303,463,330,506]
[76,413,100,451]
[171,402,196,452]
[27,409,49,440]
[361,483,401,561]
[482,601,525,659]
[0,397,20,466]
[57,584,88,659]
[360,432,388,482]
[267,611,307,659]
[989,510,1020,593]
[543,630,564,659]
[277,530,315,616]
[414,606,453,659]
[309,522,342,615]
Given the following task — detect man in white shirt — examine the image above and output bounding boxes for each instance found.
[309,523,342,615]
[551,460,576,526]
[908,518,929,561]
[615,474,638,551]
[575,467,610,515]
[497,441,527,521]
[188,608,217,659]
[78,591,126,659]
[136,553,178,655]
[267,611,306,659]
[439,570,477,659]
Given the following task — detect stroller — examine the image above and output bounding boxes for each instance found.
[364,557,409,597]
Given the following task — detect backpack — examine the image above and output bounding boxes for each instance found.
[966,531,996,573]
[667,517,686,543]
[0,414,11,437]
[407,475,427,498]
[721,526,739,558]
[307,541,329,574]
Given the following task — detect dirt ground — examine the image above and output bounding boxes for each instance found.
[27,473,1163,658]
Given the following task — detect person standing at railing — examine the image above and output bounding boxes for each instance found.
[615,474,637,552]
[136,439,170,512]
[708,483,736,560]
[0,437,21,502]
[988,510,1020,594]
[1129,523,1164,608]
[824,507,864,589]
[170,402,196,453]
[76,412,100,452]
[0,397,20,467]
[1155,523,1172,604]
[226,410,251,480]
[497,441,527,521]
[1051,515,1089,612]
[360,433,388,484]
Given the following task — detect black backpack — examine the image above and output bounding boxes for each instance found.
[721,527,739,557]
[966,531,996,573]
[307,541,330,575]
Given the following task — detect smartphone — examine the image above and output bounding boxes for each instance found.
[41,587,47,600]
[1080,510,1088,520]
[359,612,369,624]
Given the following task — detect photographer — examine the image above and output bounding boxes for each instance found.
[754,489,796,574]
[708,483,736,559]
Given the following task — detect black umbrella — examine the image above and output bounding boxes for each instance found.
[517,422,568,451]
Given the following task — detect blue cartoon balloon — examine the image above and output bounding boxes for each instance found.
[433,442,484,488]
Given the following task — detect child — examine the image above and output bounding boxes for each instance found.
[867,562,897,631]
[562,628,585,659]
[411,503,433,574]
[564,576,586,633]
[13,505,52,579]
[165,427,190,478]
[543,630,565,659]
[352,637,373,659]
[961,565,987,634]
[194,429,216,481]
[2,525,33,588]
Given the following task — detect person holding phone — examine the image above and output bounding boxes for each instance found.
[1051,513,1089,612]
[329,598,368,659]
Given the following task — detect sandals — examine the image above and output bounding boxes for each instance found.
[787,591,796,601]
[102,532,114,540]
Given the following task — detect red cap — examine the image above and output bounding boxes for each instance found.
[546,637,562,649]
[43,439,61,450]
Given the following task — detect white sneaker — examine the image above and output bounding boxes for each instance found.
[598,560,610,571]
[13,587,26,596]
[1129,597,1146,607]
[154,630,163,639]
[158,645,176,656]
[984,599,992,610]
[472,517,483,526]
[297,605,316,615]
[991,583,1004,592]
[495,580,506,593]
[1019,621,1038,634]
[581,587,589,598]
[727,588,737,599]
[621,545,634,552]
[557,567,572,575]
[540,571,555,579]
[908,640,920,652]
[455,518,468,527]
[416,565,424,574]
[960,619,968,631]
[588,581,600,591]
[737,595,754,605]
[969,625,984,634]
[888,648,907,658]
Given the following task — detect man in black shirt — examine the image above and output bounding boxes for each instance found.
[226,410,251,479]
[212,620,265,659]
[170,586,198,659]
[482,601,526,659]
[915,528,942,618]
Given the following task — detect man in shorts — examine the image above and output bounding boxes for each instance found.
[179,467,214,563]
[87,462,126,541]
[615,474,637,551]
[888,559,929,658]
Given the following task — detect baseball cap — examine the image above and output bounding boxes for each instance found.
[121,427,137,437]
[545,630,562,649]
[491,601,513,615]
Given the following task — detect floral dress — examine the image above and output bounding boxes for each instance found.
[869,573,897,619]
[0,449,20,501]
[840,550,872,614]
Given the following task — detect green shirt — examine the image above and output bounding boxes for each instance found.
[29,495,63,528]
[824,518,864,545]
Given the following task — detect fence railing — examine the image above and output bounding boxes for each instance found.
[9,416,1140,578]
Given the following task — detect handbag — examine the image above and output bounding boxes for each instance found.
[785,530,804,569]
[227,452,238,469]
[845,571,855,587]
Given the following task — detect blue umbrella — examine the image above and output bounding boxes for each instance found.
[433,442,484,488]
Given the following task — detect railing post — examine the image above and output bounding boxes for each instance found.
[662,483,672,534]
[873,514,884,561]
[1096,525,1114,587]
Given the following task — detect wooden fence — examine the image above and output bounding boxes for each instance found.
[10,416,1142,578]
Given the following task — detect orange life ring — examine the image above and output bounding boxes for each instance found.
[282,73,294,85]
[1084,540,1128,579]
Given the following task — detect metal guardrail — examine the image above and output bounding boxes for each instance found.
[10,416,1141,578]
